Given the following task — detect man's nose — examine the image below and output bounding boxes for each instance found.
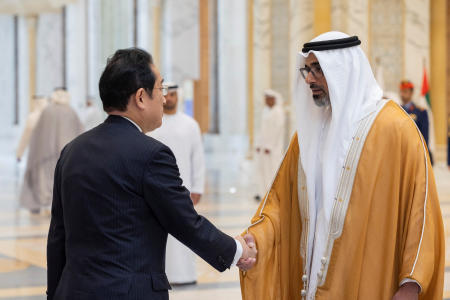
[305,72,315,84]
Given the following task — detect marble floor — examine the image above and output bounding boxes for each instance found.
[0,134,449,299]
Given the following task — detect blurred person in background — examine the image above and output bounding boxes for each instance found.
[81,96,105,131]
[20,88,83,215]
[148,82,205,285]
[254,89,285,201]
[400,80,433,164]
[16,95,49,162]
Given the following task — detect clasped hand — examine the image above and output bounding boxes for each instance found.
[235,233,257,271]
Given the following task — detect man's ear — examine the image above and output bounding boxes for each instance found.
[135,88,146,110]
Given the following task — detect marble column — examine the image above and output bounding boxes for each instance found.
[252,0,271,141]
[403,0,429,95]
[314,0,331,35]
[100,0,134,64]
[161,0,199,83]
[331,0,369,53]
[402,0,434,154]
[218,0,247,135]
[270,0,290,147]
[271,0,289,102]
[136,0,150,50]
[86,0,101,99]
[209,0,219,133]
[18,16,31,131]
[288,0,314,136]
[0,16,16,137]
[150,0,162,67]
[66,0,88,113]
[247,0,254,151]
[369,0,403,92]
[193,0,210,133]
[36,11,64,96]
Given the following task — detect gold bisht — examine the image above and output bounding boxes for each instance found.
[240,101,444,300]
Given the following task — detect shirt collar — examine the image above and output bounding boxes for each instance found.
[120,116,143,132]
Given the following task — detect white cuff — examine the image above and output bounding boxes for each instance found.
[400,278,422,293]
[231,239,243,267]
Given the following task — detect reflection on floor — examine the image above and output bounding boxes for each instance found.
[0,135,449,299]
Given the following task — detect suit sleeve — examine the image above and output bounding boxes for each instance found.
[46,156,66,300]
[143,144,236,272]
[419,110,430,147]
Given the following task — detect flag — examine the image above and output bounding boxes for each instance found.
[421,67,431,107]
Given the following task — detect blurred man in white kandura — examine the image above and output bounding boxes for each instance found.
[82,97,105,131]
[20,88,84,214]
[148,83,205,285]
[254,89,286,201]
[16,95,49,162]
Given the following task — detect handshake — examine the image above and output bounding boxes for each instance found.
[235,233,257,271]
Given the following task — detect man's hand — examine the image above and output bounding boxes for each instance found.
[236,233,257,271]
[191,193,201,205]
[392,282,419,300]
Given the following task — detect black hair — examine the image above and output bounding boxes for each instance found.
[99,48,155,112]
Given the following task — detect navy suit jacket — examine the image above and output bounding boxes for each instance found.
[402,102,430,146]
[47,115,237,300]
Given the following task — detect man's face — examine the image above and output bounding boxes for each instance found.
[400,88,413,104]
[265,96,275,108]
[144,64,166,131]
[303,53,330,107]
[164,90,178,111]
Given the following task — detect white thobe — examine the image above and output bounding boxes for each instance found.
[82,106,105,131]
[16,100,48,160]
[255,105,286,196]
[20,101,84,210]
[307,107,331,299]
[148,112,205,283]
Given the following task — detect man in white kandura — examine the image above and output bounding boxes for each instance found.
[16,95,49,162]
[20,88,83,214]
[148,83,205,285]
[254,89,286,201]
[81,97,105,131]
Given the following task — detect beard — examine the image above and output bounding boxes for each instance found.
[163,102,177,111]
[310,84,330,107]
[313,94,330,107]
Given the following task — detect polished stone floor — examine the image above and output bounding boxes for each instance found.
[0,134,449,299]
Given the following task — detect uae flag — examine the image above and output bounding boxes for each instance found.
[421,67,431,107]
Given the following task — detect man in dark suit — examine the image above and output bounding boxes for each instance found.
[47,48,257,300]
[400,80,433,164]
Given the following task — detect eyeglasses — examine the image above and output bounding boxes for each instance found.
[155,84,169,96]
[299,64,323,80]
